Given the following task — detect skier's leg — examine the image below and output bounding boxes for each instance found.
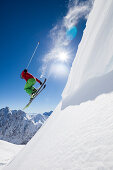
[24,78,36,95]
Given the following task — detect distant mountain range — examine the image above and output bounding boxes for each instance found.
[0,107,52,145]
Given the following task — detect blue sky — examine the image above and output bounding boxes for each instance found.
[0,0,92,113]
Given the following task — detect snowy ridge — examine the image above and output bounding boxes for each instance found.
[30,111,53,123]
[62,0,113,109]
[3,0,113,169]
[3,93,113,170]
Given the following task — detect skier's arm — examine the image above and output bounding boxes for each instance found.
[36,78,42,85]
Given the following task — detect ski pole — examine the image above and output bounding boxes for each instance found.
[26,41,40,69]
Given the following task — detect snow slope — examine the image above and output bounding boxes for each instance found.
[62,0,113,109]
[3,0,113,169]
[3,93,113,170]
[0,140,24,170]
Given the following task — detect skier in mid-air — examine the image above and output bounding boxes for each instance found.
[21,69,42,98]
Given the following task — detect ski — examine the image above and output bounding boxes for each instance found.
[33,78,46,96]
[23,78,46,110]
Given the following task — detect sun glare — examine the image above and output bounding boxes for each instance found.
[49,63,69,78]
[57,52,68,62]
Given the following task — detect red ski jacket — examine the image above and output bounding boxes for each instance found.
[21,71,41,83]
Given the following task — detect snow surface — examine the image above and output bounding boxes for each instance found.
[3,93,113,170]
[62,0,113,109]
[0,140,24,170]
[3,0,113,169]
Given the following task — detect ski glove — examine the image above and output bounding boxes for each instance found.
[40,81,42,85]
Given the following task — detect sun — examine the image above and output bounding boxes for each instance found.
[49,63,69,78]
[57,52,68,62]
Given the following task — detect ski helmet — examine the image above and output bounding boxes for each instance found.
[24,69,28,73]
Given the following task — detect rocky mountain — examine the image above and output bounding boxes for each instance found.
[30,111,53,123]
[0,107,52,145]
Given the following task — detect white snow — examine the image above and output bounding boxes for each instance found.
[62,0,113,109]
[3,93,113,170]
[0,140,24,170]
[3,0,113,169]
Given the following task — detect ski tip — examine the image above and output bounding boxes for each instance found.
[23,104,29,110]
[23,107,26,110]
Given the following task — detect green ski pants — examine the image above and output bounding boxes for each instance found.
[24,78,36,95]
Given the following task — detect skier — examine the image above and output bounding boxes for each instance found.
[21,69,42,98]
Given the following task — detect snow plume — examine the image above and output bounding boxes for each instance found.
[64,0,94,29]
[41,0,94,78]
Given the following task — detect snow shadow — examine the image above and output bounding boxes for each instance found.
[62,70,113,110]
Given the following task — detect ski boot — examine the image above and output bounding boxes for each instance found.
[32,88,37,94]
[30,88,37,99]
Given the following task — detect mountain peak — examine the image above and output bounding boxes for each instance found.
[0,107,52,145]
